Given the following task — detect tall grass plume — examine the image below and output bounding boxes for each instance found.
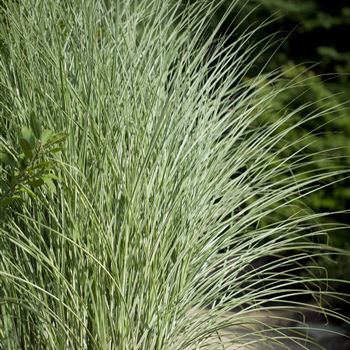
[0,1,349,349]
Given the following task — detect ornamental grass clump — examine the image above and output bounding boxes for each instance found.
[0,1,349,349]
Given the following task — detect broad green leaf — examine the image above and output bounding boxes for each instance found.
[41,129,54,145]
[0,195,22,208]
[49,132,67,145]
[18,154,29,170]
[42,173,59,180]
[19,139,33,159]
[32,160,54,171]
[21,127,36,148]
[28,178,45,188]
[42,176,57,194]
[50,147,63,153]
[30,112,42,139]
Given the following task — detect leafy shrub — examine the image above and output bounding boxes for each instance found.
[0,122,66,213]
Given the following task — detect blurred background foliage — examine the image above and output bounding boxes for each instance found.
[183,0,350,305]
[193,0,350,245]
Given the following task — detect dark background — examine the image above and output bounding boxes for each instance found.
[203,0,350,246]
[189,0,350,323]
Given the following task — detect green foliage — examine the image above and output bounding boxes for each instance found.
[0,123,66,212]
[0,1,349,349]
[263,3,350,256]
[244,0,350,220]
[192,0,350,270]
